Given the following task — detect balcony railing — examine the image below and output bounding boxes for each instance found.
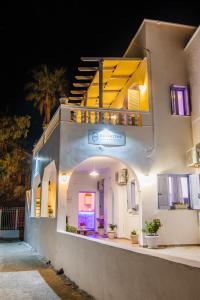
[33,105,152,155]
[68,107,142,126]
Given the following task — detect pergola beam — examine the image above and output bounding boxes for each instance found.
[81,57,141,62]
[75,75,93,80]
[78,67,98,72]
[73,82,90,87]
[68,96,84,101]
[70,90,87,95]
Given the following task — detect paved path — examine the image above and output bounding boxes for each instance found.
[0,241,94,300]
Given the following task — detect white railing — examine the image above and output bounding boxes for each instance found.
[0,207,25,230]
[65,106,143,127]
[33,105,151,155]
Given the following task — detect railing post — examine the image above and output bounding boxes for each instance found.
[15,208,18,230]
[108,111,112,125]
[95,111,99,124]
[81,110,85,123]
[88,110,91,124]
[138,113,142,127]
[101,111,105,124]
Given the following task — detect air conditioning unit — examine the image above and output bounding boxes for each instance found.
[186,147,199,167]
[116,169,128,185]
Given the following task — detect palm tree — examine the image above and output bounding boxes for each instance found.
[26,65,67,126]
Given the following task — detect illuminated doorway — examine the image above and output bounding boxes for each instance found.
[78,192,95,230]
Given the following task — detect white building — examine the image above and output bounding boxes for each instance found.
[25,20,200,300]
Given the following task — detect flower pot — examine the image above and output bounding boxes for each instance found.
[131,234,139,244]
[98,228,104,237]
[145,235,159,249]
[174,203,188,209]
[107,231,115,239]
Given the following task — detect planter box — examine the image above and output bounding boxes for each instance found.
[145,235,159,249]
[107,231,116,239]
[174,203,188,209]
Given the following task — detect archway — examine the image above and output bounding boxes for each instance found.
[41,161,57,217]
[31,174,41,217]
[66,156,141,240]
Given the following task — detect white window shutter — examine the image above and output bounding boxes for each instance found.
[189,174,200,210]
[158,176,170,209]
[127,181,136,211]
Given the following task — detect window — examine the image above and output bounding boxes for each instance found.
[158,174,190,209]
[170,85,190,116]
[127,180,137,211]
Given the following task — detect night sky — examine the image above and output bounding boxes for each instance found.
[0,1,199,149]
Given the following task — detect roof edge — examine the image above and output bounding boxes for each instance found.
[184,26,200,51]
[124,18,197,57]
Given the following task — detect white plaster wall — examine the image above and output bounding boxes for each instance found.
[127,21,199,245]
[185,28,200,145]
[25,215,200,300]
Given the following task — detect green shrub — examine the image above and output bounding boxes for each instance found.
[131,229,137,235]
[142,219,161,236]
[66,223,77,233]
[109,224,117,231]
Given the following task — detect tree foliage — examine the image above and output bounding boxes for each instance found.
[0,115,31,203]
[26,65,67,126]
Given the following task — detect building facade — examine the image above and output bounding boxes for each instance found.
[25,19,200,299]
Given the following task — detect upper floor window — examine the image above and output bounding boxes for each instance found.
[170,85,190,116]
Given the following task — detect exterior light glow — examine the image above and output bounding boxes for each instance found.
[89,170,99,177]
[139,84,146,94]
[60,172,68,182]
[111,114,117,120]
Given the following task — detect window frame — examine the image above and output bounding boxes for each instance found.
[158,174,191,210]
[170,85,191,116]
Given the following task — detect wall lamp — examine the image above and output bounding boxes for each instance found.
[60,172,69,182]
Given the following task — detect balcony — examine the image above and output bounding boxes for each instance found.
[33,56,152,155]
[33,104,152,156]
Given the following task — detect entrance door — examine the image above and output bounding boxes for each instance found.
[78,192,95,230]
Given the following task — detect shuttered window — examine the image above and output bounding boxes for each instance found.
[158,174,191,209]
[189,174,200,209]
[127,180,137,211]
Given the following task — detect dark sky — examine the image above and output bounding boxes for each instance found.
[0,1,199,148]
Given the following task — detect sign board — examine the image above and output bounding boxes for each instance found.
[88,129,126,146]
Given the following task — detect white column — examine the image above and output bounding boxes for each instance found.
[41,180,49,217]
[56,172,71,232]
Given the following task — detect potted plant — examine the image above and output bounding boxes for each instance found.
[142,218,162,249]
[48,207,54,218]
[173,202,188,209]
[107,224,117,239]
[66,223,77,233]
[130,229,139,244]
[80,222,85,230]
[97,224,104,237]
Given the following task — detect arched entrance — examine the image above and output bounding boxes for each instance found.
[41,161,57,217]
[32,174,41,217]
[66,156,140,240]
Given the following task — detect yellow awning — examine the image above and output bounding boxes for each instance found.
[86,59,141,107]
